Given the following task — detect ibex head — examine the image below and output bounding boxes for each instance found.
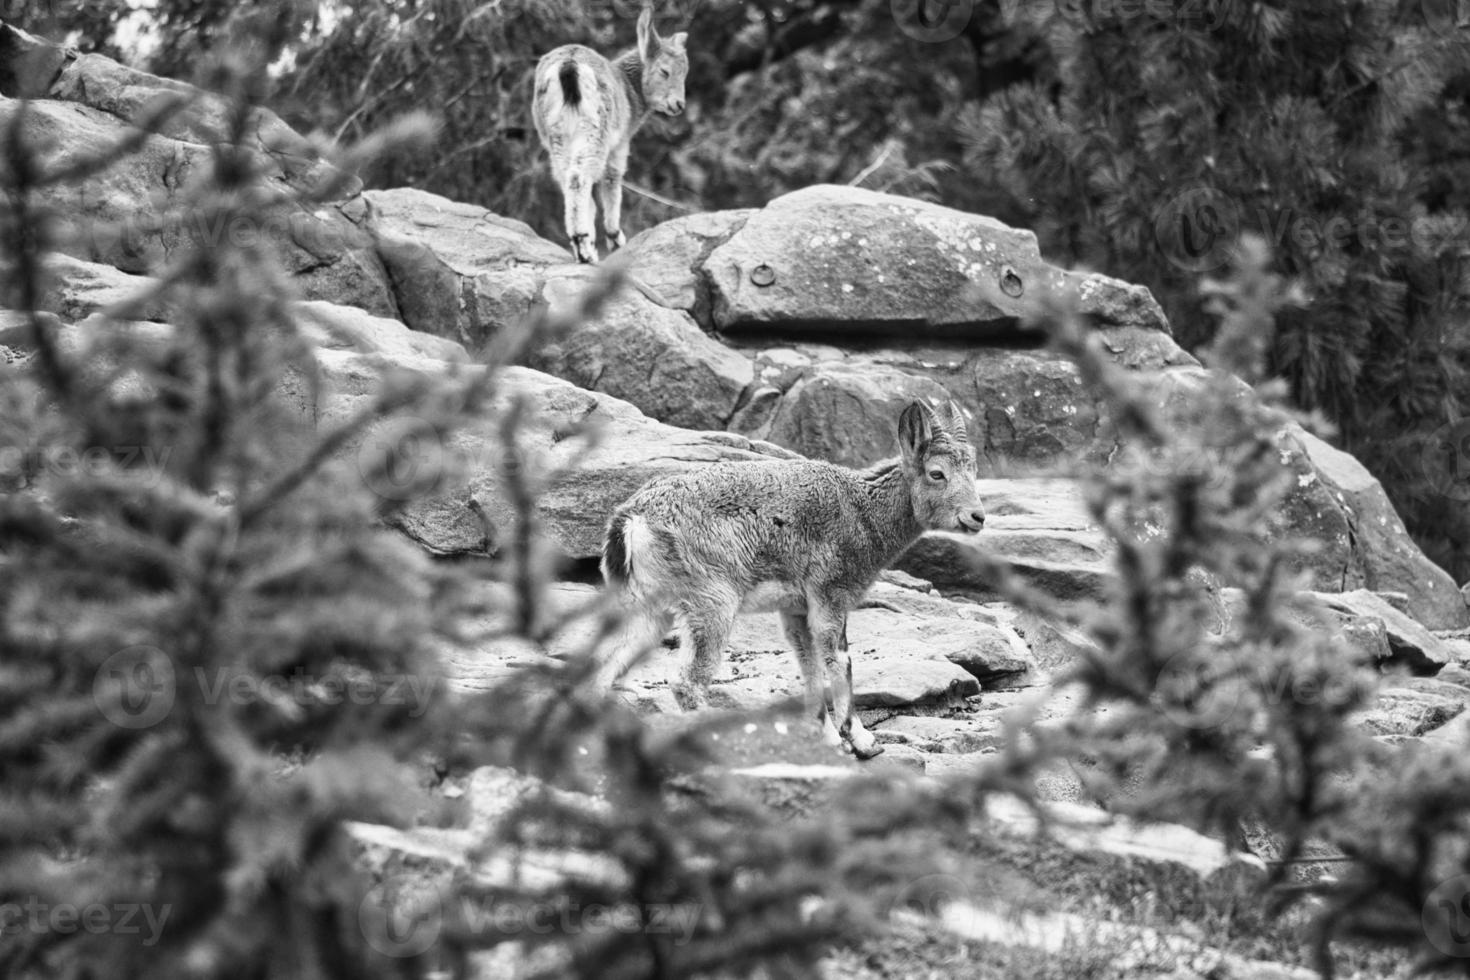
[897,400,986,534]
[636,5,688,116]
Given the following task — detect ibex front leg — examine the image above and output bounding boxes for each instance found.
[780,608,840,749]
[563,168,599,264]
[807,599,881,759]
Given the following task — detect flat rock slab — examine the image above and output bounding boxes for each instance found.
[897,478,1116,604]
[852,656,980,708]
[1358,678,1470,738]
[1310,590,1452,671]
[612,618,988,713]
[874,713,1004,754]
[847,609,1032,682]
[445,582,1013,717]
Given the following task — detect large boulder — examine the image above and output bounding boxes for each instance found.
[622,209,755,321]
[0,25,396,315]
[0,95,396,316]
[755,357,954,462]
[526,269,754,431]
[1299,432,1468,630]
[48,48,344,191]
[28,255,458,363]
[0,23,339,190]
[1308,590,1454,672]
[1145,368,1467,630]
[356,187,572,348]
[621,184,1169,339]
[0,22,68,98]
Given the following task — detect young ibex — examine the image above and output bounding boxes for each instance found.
[598,400,986,759]
[531,4,688,264]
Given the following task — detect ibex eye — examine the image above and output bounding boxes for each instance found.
[927,469,946,482]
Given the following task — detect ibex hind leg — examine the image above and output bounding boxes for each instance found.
[810,604,882,760]
[592,605,673,699]
[672,595,738,712]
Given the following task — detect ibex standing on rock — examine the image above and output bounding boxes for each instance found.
[531,4,688,263]
[598,401,986,760]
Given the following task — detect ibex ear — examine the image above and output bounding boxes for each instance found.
[898,401,935,468]
[667,31,687,51]
[636,5,659,61]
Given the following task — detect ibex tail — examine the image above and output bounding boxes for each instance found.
[602,512,634,588]
[558,60,582,108]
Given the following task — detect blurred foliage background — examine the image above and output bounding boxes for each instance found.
[13,0,1470,581]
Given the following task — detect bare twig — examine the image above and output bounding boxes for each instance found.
[621,180,696,212]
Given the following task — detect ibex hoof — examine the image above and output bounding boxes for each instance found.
[606,229,627,251]
[570,234,598,264]
[849,739,885,761]
[671,683,708,712]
